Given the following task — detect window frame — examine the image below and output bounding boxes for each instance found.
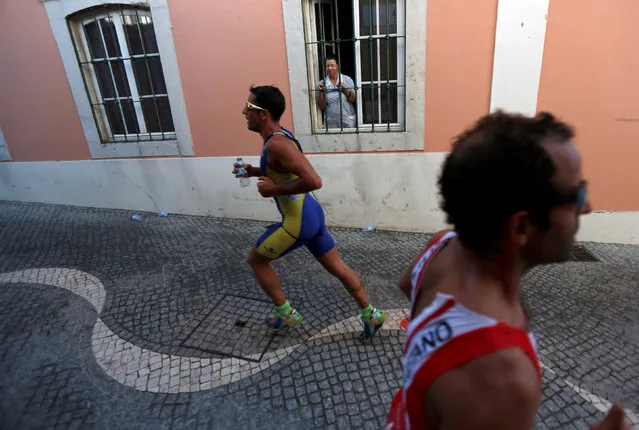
[353,0,405,132]
[282,0,426,153]
[41,0,193,158]
[305,0,406,134]
[70,8,177,143]
[0,126,10,161]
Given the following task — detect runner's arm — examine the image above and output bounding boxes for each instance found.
[265,136,322,196]
[398,260,417,299]
[247,166,261,177]
[434,349,540,430]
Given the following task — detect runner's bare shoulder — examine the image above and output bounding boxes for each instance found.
[402,229,456,304]
[402,229,453,282]
[429,348,540,430]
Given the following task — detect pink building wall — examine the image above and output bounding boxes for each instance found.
[0,0,88,161]
[424,0,498,152]
[0,0,497,160]
[168,0,295,157]
[538,0,639,211]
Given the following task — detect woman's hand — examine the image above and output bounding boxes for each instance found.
[341,83,356,103]
[317,80,326,110]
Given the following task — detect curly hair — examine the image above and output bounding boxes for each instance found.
[438,111,575,254]
[250,85,286,122]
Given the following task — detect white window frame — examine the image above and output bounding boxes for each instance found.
[352,0,405,132]
[282,0,425,153]
[305,0,406,133]
[71,9,176,142]
[306,0,337,132]
[308,0,336,65]
[0,126,11,162]
[40,0,193,158]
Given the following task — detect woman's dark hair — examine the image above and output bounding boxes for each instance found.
[438,111,575,254]
[249,85,286,122]
[326,54,338,64]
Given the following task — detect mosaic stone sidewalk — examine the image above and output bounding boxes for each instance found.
[0,201,638,429]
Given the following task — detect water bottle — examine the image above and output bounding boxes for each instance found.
[362,225,377,232]
[235,157,250,187]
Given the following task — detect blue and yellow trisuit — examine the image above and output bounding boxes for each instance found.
[255,129,335,260]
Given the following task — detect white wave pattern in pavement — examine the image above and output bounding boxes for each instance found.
[540,363,639,427]
[0,268,406,393]
[1,266,638,428]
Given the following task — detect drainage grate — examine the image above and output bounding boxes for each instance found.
[181,296,275,361]
[568,244,599,262]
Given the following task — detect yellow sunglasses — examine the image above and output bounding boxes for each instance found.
[246,101,266,111]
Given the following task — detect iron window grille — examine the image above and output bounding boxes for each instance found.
[68,5,175,143]
[303,0,406,134]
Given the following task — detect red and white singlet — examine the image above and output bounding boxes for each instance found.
[385,231,542,430]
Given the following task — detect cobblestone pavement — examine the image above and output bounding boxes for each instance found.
[1,201,638,430]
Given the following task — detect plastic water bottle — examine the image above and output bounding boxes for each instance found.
[235,157,250,187]
[362,225,377,232]
[130,215,143,221]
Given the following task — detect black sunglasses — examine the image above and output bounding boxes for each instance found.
[552,180,588,211]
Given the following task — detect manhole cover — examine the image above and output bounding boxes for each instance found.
[181,296,275,361]
[568,244,599,262]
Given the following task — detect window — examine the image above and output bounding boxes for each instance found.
[303,0,405,134]
[42,0,193,158]
[68,6,175,143]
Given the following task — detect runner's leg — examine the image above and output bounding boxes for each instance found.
[316,247,370,308]
[306,226,388,342]
[249,223,305,328]
[247,247,286,305]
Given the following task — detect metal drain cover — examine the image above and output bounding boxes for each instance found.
[182,296,274,361]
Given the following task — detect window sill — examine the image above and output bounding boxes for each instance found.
[296,130,423,153]
[90,139,185,158]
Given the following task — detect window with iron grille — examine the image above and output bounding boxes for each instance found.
[68,6,175,143]
[303,0,406,134]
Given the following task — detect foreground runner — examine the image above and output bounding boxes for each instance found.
[234,85,387,343]
[386,111,629,429]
